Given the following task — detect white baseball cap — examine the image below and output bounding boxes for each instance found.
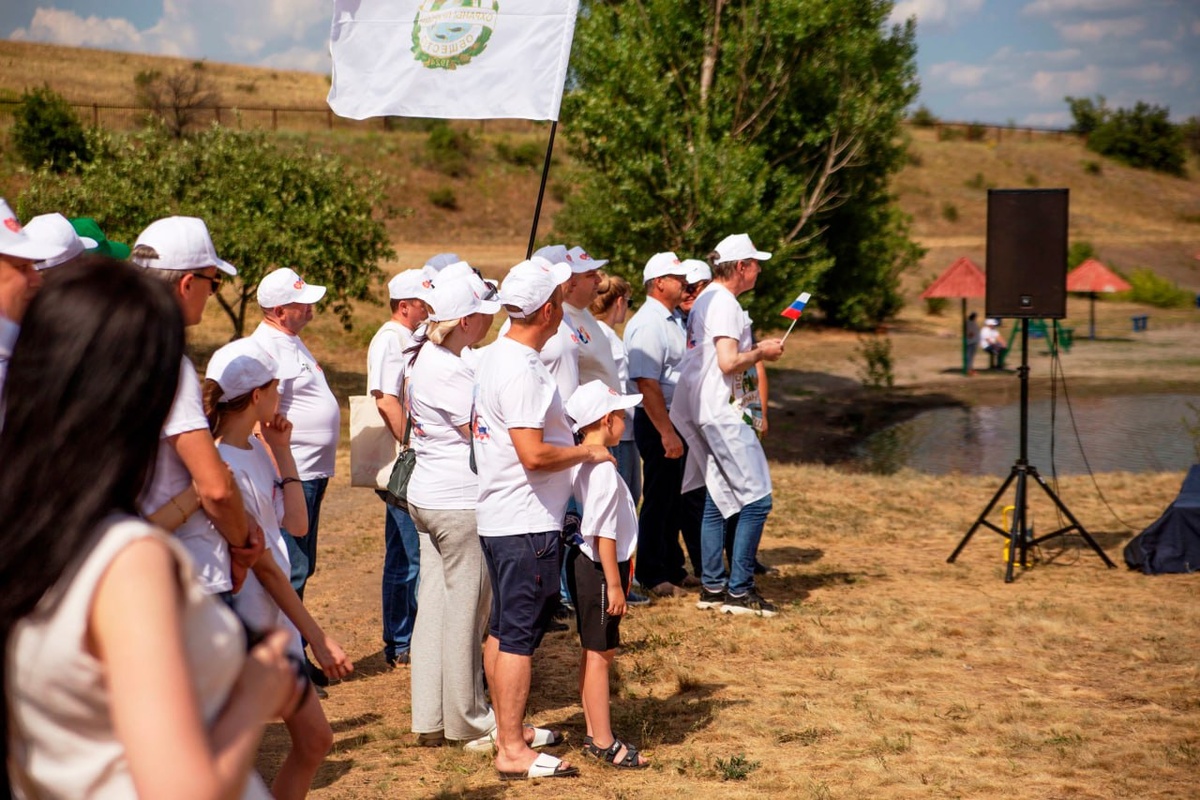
[532,244,569,267]
[436,260,499,301]
[427,276,501,321]
[424,252,460,272]
[567,245,608,271]
[499,257,571,318]
[256,267,326,308]
[682,259,712,284]
[985,318,1000,327]
[388,268,435,301]
[131,216,237,276]
[205,338,302,399]
[713,233,771,264]
[24,213,97,270]
[643,251,687,282]
[0,199,71,262]
[565,380,643,433]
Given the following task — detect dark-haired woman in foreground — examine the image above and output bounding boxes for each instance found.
[0,257,298,799]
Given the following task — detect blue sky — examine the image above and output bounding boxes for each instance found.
[4,0,1198,126]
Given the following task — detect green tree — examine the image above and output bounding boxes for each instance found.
[1078,100,1187,177]
[554,0,921,327]
[18,126,394,336]
[134,64,221,138]
[10,86,91,173]
[1065,95,1108,136]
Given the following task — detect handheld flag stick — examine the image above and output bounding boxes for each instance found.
[778,292,811,345]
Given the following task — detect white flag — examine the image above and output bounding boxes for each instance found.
[328,0,579,121]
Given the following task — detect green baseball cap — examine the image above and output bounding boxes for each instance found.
[69,217,131,259]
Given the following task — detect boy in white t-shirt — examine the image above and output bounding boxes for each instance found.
[564,381,649,770]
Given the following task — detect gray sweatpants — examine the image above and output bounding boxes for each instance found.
[408,505,495,741]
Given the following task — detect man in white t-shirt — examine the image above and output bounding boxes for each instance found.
[131,216,251,597]
[0,199,68,400]
[250,267,340,601]
[472,258,614,780]
[670,233,784,618]
[562,245,620,391]
[367,268,433,668]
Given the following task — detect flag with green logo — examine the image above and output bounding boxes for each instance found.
[328,0,579,121]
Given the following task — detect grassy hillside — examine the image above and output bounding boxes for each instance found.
[1,40,1197,290]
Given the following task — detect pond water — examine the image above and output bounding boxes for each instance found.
[855,393,1199,476]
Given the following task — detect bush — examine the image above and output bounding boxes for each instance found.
[428,187,458,210]
[1182,116,1200,158]
[1024,173,1040,187]
[941,202,959,223]
[909,105,938,127]
[1068,240,1096,269]
[1083,101,1187,177]
[1066,95,1108,136]
[425,122,473,177]
[965,122,987,142]
[964,172,990,190]
[922,273,948,316]
[495,138,543,168]
[11,86,91,173]
[1116,268,1193,308]
[853,335,895,390]
[937,126,964,142]
[1082,160,1103,175]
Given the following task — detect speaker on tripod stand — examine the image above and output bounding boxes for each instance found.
[947,189,1117,581]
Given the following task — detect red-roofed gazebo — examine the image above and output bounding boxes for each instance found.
[1067,258,1131,339]
[922,257,986,374]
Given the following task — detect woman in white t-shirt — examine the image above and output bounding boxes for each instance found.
[590,273,641,504]
[404,276,502,747]
[204,338,354,799]
[669,235,785,618]
[1,258,298,800]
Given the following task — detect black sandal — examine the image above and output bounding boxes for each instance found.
[582,737,649,769]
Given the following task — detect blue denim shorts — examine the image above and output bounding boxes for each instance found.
[480,531,562,656]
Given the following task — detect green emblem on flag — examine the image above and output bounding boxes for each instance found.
[412,0,499,70]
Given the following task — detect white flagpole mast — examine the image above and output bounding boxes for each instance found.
[781,317,801,345]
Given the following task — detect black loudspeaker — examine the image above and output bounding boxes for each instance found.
[986,188,1068,319]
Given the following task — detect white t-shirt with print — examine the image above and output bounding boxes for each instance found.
[473,336,574,536]
[597,320,634,443]
[669,283,772,517]
[142,355,231,594]
[250,323,340,481]
[572,460,638,562]
[563,303,620,392]
[219,438,302,658]
[406,341,478,509]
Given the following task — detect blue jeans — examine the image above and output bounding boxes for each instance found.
[380,493,420,659]
[701,493,773,597]
[282,477,327,599]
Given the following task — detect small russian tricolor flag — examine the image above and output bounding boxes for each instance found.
[780,292,811,320]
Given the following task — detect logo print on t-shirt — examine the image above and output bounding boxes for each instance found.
[575,326,590,345]
[472,417,490,442]
[3,217,20,233]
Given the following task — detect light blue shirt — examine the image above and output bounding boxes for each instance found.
[0,315,18,403]
[623,296,685,409]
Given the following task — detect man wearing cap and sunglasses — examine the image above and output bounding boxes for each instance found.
[130,216,253,598]
[367,269,434,668]
[0,199,70,399]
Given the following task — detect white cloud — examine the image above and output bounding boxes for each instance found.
[1055,16,1145,43]
[1030,63,1102,102]
[1139,38,1174,53]
[1022,110,1072,127]
[889,0,985,30]
[928,61,990,88]
[9,8,145,50]
[1168,64,1192,88]
[1192,20,1200,36]
[1022,0,1139,16]
[259,46,329,74]
[7,1,329,64]
[1122,63,1168,82]
[989,46,1081,64]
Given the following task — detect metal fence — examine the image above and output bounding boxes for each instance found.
[0,99,546,136]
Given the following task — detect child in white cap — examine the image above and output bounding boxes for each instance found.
[203,337,354,797]
[563,380,649,770]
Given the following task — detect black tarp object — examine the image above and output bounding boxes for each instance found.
[1124,465,1200,574]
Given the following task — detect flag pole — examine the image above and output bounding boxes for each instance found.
[525,120,559,259]
[780,317,800,345]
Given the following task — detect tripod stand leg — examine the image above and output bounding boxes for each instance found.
[1006,469,1028,583]
[949,467,1017,563]
[1028,468,1117,568]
